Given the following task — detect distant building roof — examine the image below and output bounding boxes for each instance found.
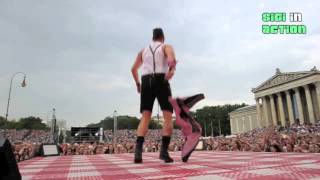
[252,67,319,93]
[229,105,256,115]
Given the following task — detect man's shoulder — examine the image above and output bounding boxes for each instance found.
[162,44,174,51]
[161,44,169,49]
[139,48,145,54]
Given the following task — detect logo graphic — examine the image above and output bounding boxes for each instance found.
[262,12,307,34]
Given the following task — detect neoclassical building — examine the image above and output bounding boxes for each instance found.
[230,67,320,134]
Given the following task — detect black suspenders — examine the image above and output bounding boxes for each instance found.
[149,44,162,75]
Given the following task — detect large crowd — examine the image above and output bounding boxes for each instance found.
[1,122,320,162]
[60,129,184,155]
[0,129,53,144]
[0,129,53,162]
[202,123,320,153]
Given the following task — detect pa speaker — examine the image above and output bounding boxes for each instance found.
[40,144,59,156]
[0,135,21,180]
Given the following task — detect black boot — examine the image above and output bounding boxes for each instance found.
[134,136,144,163]
[182,148,193,162]
[159,136,174,163]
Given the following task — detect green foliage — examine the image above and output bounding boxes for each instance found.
[194,103,247,136]
[149,118,162,129]
[87,115,163,130]
[0,116,49,130]
[85,103,246,134]
[87,116,140,130]
[0,116,16,129]
[0,116,6,127]
[16,117,48,130]
[173,120,180,129]
[0,102,246,137]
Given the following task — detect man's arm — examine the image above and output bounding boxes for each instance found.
[163,44,177,80]
[131,50,143,93]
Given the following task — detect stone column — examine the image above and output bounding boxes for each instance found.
[262,96,270,127]
[255,98,262,128]
[314,82,320,123]
[277,92,286,126]
[304,85,315,124]
[294,88,305,124]
[237,118,242,133]
[236,119,239,133]
[233,119,237,134]
[285,90,295,125]
[230,118,234,134]
[269,95,277,126]
[241,117,245,132]
[249,116,253,130]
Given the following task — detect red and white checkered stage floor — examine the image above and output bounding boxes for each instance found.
[19,151,320,180]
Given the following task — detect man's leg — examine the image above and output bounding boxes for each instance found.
[162,110,173,136]
[159,110,174,163]
[134,111,151,163]
[137,111,152,136]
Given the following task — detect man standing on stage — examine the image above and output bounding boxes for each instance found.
[131,28,177,163]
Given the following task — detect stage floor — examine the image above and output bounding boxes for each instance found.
[19,151,320,180]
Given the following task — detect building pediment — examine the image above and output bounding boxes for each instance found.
[252,67,319,93]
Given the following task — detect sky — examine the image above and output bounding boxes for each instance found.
[0,0,319,127]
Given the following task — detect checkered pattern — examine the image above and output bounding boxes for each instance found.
[18,151,320,180]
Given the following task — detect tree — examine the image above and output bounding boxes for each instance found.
[16,117,49,130]
[149,118,162,129]
[87,115,163,130]
[194,103,247,136]
[0,116,49,130]
[0,116,7,128]
[87,115,140,130]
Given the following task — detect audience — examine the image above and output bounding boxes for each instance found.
[1,122,319,162]
[1,129,52,162]
[202,122,320,153]
[1,129,53,144]
[60,129,184,155]
[12,142,41,162]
